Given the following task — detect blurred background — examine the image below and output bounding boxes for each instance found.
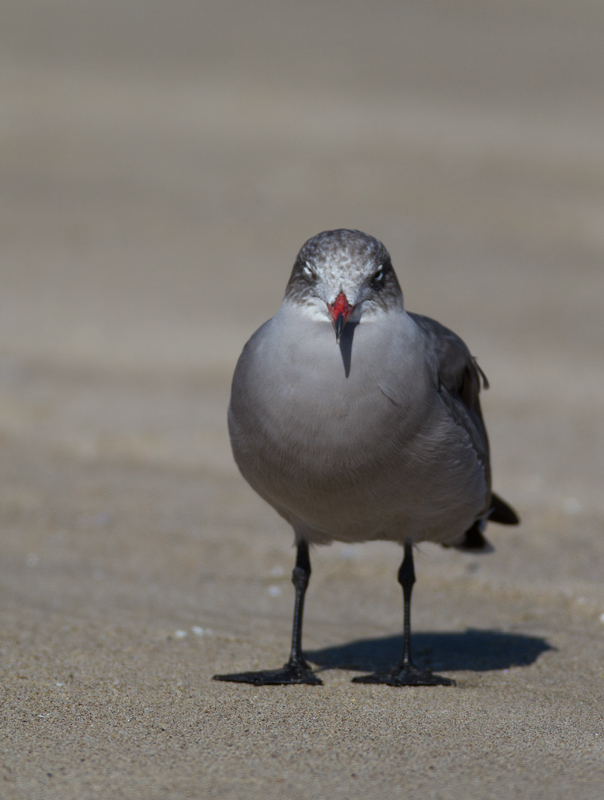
[1,0,603,493]
[0,1,604,794]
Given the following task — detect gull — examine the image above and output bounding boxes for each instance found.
[214,229,519,686]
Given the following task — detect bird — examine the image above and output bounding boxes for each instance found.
[214,229,519,687]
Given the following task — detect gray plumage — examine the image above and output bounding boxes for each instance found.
[228,229,516,550]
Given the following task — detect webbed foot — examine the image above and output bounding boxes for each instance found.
[213,661,322,686]
[352,663,455,686]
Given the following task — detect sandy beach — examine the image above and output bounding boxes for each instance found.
[0,1,604,797]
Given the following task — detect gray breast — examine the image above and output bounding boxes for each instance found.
[228,306,487,546]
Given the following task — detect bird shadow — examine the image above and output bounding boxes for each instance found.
[306,629,553,673]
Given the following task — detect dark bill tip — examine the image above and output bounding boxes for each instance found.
[334,312,346,344]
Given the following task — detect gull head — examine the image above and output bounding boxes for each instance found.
[284,229,404,342]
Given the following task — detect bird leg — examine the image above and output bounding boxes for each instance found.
[213,540,322,685]
[352,543,455,686]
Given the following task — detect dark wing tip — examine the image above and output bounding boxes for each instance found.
[489,492,520,525]
[442,521,494,553]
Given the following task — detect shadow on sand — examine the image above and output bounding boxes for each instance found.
[306,629,553,674]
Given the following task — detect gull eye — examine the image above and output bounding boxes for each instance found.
[370,266,386,290]
[302,263,316,282]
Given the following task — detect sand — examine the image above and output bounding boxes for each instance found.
[0,1,604,797]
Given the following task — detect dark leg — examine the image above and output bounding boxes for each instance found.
[213,540,322,685]
[352,543,455,686]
